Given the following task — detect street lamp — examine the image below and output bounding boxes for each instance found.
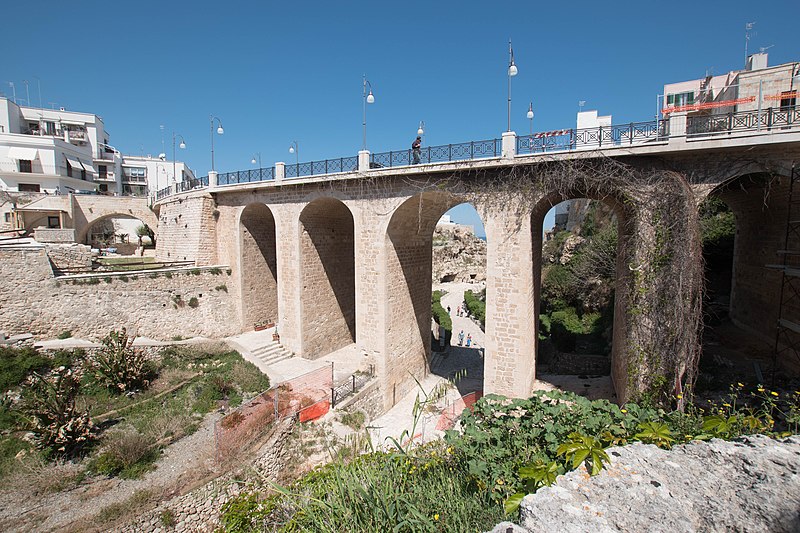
[173,132,186,187]
[250,152,261,167]
[507,39,518,132]
[362,75,375,151]
[417,121,425,136]
[288,141,299,165]
[527,102,534,135]
[209,115,224,172]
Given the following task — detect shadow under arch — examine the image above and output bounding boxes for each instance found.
[238,203,278,332]
[705,171,798,375]
[384,190,469,405]
[531,189,632,401]
[299,197,355,359]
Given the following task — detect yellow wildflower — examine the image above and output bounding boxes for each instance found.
[621,409,627,413]
[434,514,439,521]
[676,394,683,399]
[737,382,744,388]
[758,387,765,392]
[770,391,779,397]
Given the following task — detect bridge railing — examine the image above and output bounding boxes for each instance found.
[515,119,668,153]
[285,156,359,178]
[152,105,800,203]
[371,138,500,168]
[218,167,275,186]
[686,105,800,137]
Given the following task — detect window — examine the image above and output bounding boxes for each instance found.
[667,91,695,107]
[4,213,10,223]
[124,167,147,183]
[18,183,40,192]
[98,164,107,179]
[98,183,108,192]
[67,161,73,177]
[81,168,86,180]
[47,216,60,229]
[19,160,32,173]
[780,91,797,110]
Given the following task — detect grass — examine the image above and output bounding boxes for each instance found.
[0,343,271,486]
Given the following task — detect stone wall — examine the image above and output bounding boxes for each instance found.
[298,198,355,359]
[34,228,76,243]
[155,194,218,264]
[239,203,279,330]
[335,379,383,420]
[120,418,295,533]
[0,247,238,340]
[44,243,93,270]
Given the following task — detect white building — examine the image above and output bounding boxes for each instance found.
[0,98,194,196]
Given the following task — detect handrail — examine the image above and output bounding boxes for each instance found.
[152,105,800,203]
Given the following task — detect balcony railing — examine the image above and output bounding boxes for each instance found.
[687,105,800,137]
[152,105,800,203]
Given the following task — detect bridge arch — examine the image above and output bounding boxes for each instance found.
[298,197,356,359]
[238,203,278,332]
[383,191,468,405]
[78,213,153,250]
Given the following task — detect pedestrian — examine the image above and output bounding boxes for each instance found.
[412,135,422,164]
[447,305,451,314]
[458,330,465,346]
[456,305,462,317]
[466,333,472,347]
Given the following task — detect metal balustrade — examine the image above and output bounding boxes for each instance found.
[687,105,800,136]
[218,167,275,186]
[152,106,800,203]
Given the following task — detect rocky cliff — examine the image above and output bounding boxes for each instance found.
[432,223,487,283]
[489,435,800,533]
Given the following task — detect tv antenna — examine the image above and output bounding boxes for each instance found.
[578,100,586,112]
[759,45,774,54]
[744,21,756,66]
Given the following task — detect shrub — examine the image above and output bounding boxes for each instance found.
[339,410,366,430]
[21,367,99,457]
[431,291,452,332]
[57,330,73,340]
[188,297,199,308]
[464,290,486,326]
[0,346,52,392]
[88,328,155,393]
[549,307,583,351]
[91,430,158,479]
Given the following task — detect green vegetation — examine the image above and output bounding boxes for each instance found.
[188,297,200,308]
[463,290,485,327]
[431,290,452,332]
[57,330,73,340]
[221,385,800,530]
[0,341,270,485]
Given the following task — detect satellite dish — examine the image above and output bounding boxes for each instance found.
[158,153,166,160]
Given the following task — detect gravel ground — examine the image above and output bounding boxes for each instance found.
[0,412,221,533]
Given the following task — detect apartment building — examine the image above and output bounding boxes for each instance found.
[0,98,194,196]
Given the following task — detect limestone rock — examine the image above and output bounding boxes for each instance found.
[432,223,486,283]
[490,435,800,533]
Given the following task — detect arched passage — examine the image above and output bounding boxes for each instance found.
[80,214,151,253]
[384,192,466,405]
[532,193,630,400]
[299,197,355,359]
[239,203,278,332]
[533,198,620,398]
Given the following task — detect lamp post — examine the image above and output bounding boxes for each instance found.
[527,102,534,136]
[209,115,224,172]
[507,39,518,132]
[288,141,299,165]
[417,121,425,137]
[173,132,186,187]
[250,152,261,167]
[362,75,375,151]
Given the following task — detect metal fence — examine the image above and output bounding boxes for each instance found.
[435,390,483,431]
[331,365,376,407]
[371,138,500,168]
[218,167,275,186]
[687,105,800,137]
[285,156,359,178]
[176,176,208,193]
[516,120,667,154]
[214,364,332,462]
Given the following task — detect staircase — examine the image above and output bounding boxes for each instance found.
[250,340,294,367]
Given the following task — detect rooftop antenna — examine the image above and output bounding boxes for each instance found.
[578,100,586,113]
[744,21,756,66]
[32,76,42,109]
[759,45,774,54]
[159,125,165,156]
[8,82,15,103]
[22,80,30,108]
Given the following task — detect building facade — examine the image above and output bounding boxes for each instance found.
[0,98,194,197]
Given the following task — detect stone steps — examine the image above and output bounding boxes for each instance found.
[250,341,294,367]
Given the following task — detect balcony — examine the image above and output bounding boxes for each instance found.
[94,173,116,182]
[67,130,86,142]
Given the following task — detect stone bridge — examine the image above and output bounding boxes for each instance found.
[154,118,800,410]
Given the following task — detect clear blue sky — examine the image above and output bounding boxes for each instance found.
[3,1,798,236]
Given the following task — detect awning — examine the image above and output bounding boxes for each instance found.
[66,157,84,170]
[60,119,88,126]
[7,147,39,160]
[79,161,96,173]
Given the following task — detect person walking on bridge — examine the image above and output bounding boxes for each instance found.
[412,136,422,164]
